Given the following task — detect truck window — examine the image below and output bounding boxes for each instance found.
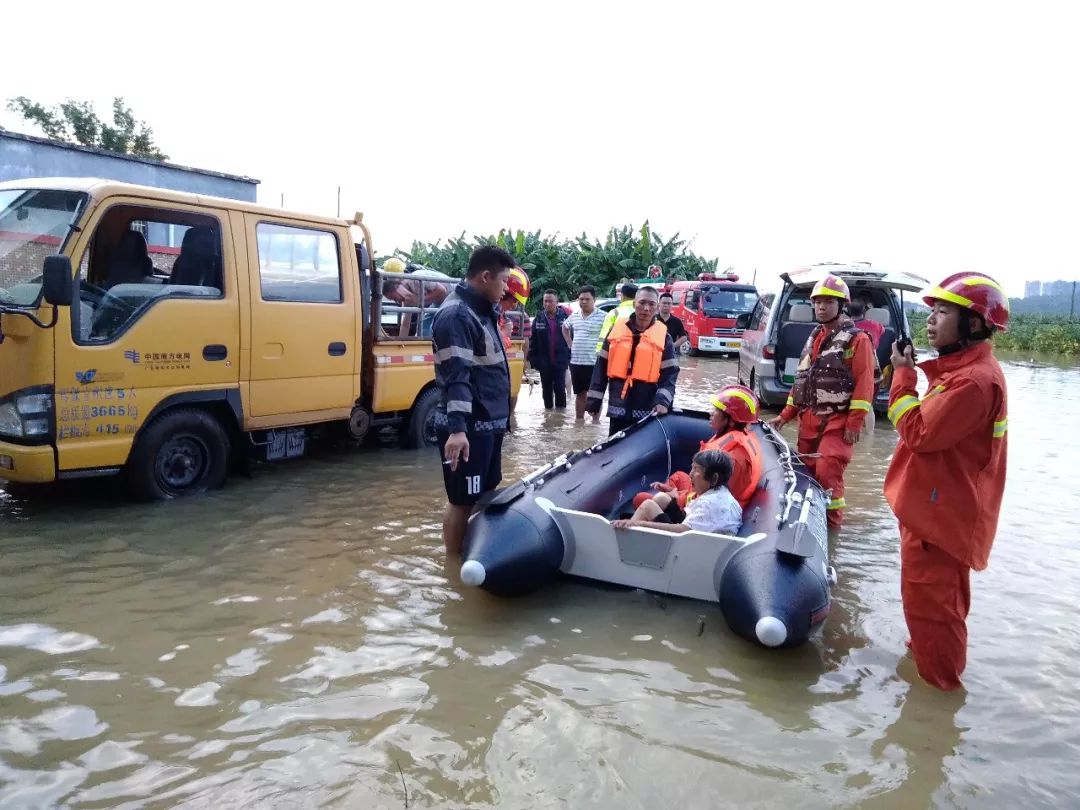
[685,291,699,312]
[0,189,86,308]
[257,223,342,303]
[379,275,453,339]
[701,288,758,317]
[671,289,684,305]
[74,205,224,344]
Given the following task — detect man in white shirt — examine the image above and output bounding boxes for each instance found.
[562,285,608,422]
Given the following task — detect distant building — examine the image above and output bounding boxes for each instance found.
[0,128,258,206]
[1044,280,1072,298]
[1024,280,1043,298]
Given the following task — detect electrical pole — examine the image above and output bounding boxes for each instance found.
[1071,280,1076,320]
[337,186,341,218]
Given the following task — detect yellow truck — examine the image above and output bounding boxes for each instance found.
[0,178,525,499]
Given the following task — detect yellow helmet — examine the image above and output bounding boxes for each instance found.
[383,257,407,274]
[810,273,850,301]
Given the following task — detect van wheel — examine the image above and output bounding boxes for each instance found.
[751,371,770,407]
[403,388,441,449]
[127,409,230,501]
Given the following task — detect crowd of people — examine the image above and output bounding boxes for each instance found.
[428,246,1010,693]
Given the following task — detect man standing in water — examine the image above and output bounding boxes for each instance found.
[767,274,876,529]
[885,272,1009,690]
[586,286,679,434]
[657,292,689,353]
[562,285,607,422]
[431,246,516,555]
[528,289,571,410]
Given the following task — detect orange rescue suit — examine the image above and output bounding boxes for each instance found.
[884,340,1007,690]
[606,319,667,397]
[778,324,876,528]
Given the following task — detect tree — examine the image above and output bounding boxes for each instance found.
[391,222,721,309]
[5,95,168,161]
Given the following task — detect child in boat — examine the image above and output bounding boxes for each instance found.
[612,449,742,535]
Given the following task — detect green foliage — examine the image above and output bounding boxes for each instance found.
[911,314,1080,356]
[6,95,168,161]
[388,223,719,310]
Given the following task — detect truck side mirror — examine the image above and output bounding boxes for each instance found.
[42,256,73,307]
[735,312,751,329]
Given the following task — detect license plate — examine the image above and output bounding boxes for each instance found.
[265,428,306,461]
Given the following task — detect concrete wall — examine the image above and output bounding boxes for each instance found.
[0,130,258,202]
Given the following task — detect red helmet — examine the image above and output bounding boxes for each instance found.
[922,272,1009,332]
[810,273,850,302]
[710,384,759,424]
[506,267,531,306]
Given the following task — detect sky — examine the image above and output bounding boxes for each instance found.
[3,1,1078,297]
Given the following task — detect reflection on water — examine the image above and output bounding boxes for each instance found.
[1,354,1078,807]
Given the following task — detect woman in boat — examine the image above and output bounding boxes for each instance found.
[633,385,764,511]
[612,450,742,535]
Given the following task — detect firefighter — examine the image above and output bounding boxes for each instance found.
[498,267,531,350]
[766,274,876,529]
[586,286,678,435]
[635,384,764,510]
[885,271,1009,690]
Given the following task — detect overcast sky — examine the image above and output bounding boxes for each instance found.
[4,1,1077,296]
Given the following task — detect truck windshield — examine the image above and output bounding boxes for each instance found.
[702,287,758,317]
[0,188,87,307]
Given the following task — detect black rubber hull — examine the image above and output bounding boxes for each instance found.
[462,412,832,647]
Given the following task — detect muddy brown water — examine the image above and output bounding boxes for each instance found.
[1,353,1078,808]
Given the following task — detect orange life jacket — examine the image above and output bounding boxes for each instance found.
[606,319,667,398]
[700,428,763,507]
[498,314,512,350]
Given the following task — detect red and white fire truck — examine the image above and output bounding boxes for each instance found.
[667,272,759,356]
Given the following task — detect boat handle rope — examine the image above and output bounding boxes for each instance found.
[654,414,674,482]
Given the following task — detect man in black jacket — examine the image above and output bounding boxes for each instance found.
[431,246,516,554]
[528,289,572,409]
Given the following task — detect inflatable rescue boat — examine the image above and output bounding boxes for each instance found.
[460,412,835,648]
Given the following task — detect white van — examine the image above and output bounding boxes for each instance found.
[736,263,929,413]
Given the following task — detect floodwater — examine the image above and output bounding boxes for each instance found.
[1,353,1078,809]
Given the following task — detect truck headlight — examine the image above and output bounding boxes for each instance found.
[0,402,21,437]
[0,387,54,441]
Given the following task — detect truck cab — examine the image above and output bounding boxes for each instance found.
[668,273,759,356]
[0,178,525,499]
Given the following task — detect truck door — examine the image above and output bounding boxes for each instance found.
[246,216,358,419]
[53,199,241,473]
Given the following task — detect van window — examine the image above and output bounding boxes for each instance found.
[749,293,774,330]
[73,205,224,344]
[257,223,342,303]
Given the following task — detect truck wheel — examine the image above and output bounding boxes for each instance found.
[403,388,441,449]
[678,341,693,357]
[127,409,230,500]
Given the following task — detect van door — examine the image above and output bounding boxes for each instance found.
[738,293,771,385]
[54,199,241,473]
[246,216,357,419]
